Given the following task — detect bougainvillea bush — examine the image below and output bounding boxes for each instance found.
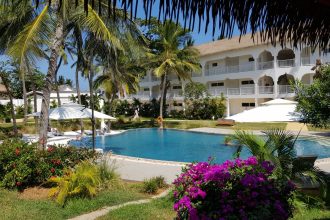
[173,157,295,220]
[0,139,97,190]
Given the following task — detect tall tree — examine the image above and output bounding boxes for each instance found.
[144,20,201,128]
[294,64,330,128]
[0,61,18,136]
[5,0,137,147]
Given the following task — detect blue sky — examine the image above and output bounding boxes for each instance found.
[2,3,242,91]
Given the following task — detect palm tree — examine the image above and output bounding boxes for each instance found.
[4,0,139,148]
[225,129,328,185]
[145,20,201,128]
[0,61,18,136]
[94,49,144,114]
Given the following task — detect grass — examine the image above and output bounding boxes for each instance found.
[164,120,287,130]
[98,195,176,220]
[306,125,330,132]
[0,182,150,220]
[98,194,330,220]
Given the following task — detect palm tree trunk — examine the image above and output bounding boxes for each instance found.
[39,3,64,149]
[88,56,96,151]
[55,57,63,107]
[159,72,167,129]
[0,74,18,136]
[32,83,38,130]
[22,73,28,124]
[75,65,84,134]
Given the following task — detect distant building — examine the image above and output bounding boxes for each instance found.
[26,85,89,112]
[124,34,329,116]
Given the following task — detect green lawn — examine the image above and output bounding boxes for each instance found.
[98,195,330,220]
[0,183,150,220]
[164,120,287,130]
[98,195,176,220]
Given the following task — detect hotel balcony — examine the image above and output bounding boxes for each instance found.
[206,62,255,76]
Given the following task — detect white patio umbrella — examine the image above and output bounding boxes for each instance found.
[226,99,301,122]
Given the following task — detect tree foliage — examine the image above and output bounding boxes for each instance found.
[184,82,208,100]
[294,65,330,128]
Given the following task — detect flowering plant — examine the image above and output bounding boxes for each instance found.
[173,157,295,220]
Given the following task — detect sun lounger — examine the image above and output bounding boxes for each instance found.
[216,119,235,126]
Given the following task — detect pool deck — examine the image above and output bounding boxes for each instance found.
[28,127,330,183]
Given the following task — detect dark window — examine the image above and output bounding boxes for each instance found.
[173,85,182,90]
[248,57,255,62]
[173,103,183,107]
[241,80,254,85]
[212,63,218,67]
[143,88,150,91]
[211,82,224,87]
[242,103,256,107]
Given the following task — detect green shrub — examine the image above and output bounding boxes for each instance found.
[142,178,158,194]
[0,139,97,190]
[142,176,167,194]
[98,157,119,188]
[48,161,101,206]
[153,176,167,188]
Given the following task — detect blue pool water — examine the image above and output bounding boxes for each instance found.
[70,128,330,163]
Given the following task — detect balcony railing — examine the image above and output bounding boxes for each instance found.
[257,60,274,70]
[278,85,295,94]
[206,62,255,76]
[209,88,226,96]
[301,57,313,65]
[277,59,295,67]
[258,86,274,94]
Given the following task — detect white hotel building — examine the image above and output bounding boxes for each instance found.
[126,34,329,117]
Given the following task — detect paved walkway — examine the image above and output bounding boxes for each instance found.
[69,188,172,220]
[285,122,309,132]
[110,155,185,184]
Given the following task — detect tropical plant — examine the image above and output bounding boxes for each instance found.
[0,61,18,135]
[0,139,96,190]
[294,64,330,128]
[173,157,295,219]
[143,20,201,128]
[2,0,142,148]
[48,161,101,206]
[184,82,208,100]
[224,129,329,196]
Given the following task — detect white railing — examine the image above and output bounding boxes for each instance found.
[206,62,255,76]
[208,88,227,96]
[257,61,274,70]
[240,87,255,95]
[206,66,227,76]
[301,57,313,66]
[277,59,295,67]
[239,62,255,72]
[127,92,150,99]
[227,88,240,95]
[191,72,201,77]
[278,85,295,94]
[258,86,274,94]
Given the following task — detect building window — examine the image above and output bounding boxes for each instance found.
[241,80,254,85]
[242,103,255,107]
[173,102,183,107]
[143,88,150,91]
[211,82,224,87]
[248,57,255,62]
[212,63,218,67]
[173,85,182,90]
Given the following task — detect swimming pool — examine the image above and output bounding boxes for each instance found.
[70,128,330,163]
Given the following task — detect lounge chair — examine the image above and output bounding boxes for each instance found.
[216,118,235,126]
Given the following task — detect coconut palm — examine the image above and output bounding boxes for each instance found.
[225,129,328,186]
[3,0,142,147]
[145,20,201,128]
[94,49,144,114]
